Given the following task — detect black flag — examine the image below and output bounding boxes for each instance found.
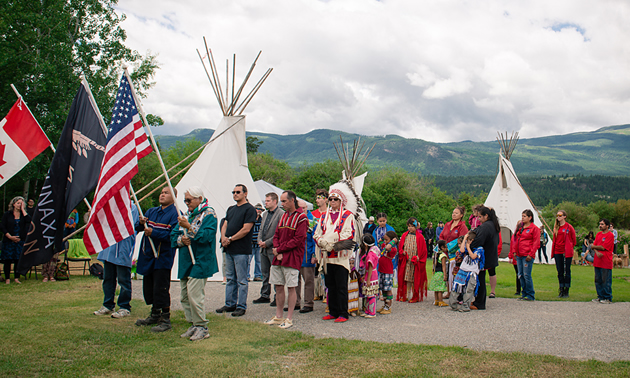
[18,80,106,274]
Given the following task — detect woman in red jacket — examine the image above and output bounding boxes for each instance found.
[513,210,540,301]
[439,206,468,299]
[397,218,427,303]
[552,210,576,298]
[508,221,522,296]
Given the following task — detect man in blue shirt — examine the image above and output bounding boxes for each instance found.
[134,187,179,332]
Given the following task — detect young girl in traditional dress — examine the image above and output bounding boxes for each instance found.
[377,231,397,314]
[359,234,380,318]
[397,218,428,303]
[429,240,449,306]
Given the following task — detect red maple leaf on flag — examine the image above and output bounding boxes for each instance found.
[0,141,6,179]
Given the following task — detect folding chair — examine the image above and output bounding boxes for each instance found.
[62,239,92,275]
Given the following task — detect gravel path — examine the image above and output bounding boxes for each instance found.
[131,280,629,362]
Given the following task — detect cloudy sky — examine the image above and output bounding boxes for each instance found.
[117,0,630,143]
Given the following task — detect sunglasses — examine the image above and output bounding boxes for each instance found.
[184,198,193,204]
[328,197,340,202]
[556,214,564,217]
[232,191,242,194]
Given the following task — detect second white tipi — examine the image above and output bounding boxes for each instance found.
[484,133,552,261]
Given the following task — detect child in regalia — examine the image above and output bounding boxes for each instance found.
[359,234,380,318]
[377,231,397,314]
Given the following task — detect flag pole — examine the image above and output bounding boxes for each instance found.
[9,83,93,211]
[122,68,196,264]
[77,75,158,259]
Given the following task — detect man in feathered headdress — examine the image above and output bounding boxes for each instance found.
[313,184,357,323]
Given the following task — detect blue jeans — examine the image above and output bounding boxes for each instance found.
[224,253,249,310]
[516,256,535,300]
[247,245,262,279]
[102,261,132,310]
[594,267,612,301]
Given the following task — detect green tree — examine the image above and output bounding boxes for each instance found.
[285,160,342,202]
[246,136,263,154]
[1,0,158,188]
[248,152,293,187]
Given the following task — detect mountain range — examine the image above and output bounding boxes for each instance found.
[156,124,630,176]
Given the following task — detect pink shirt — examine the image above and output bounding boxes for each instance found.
[360,246,380,283]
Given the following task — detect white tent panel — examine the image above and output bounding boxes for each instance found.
[484,154,552,262]
[171,116,262,281]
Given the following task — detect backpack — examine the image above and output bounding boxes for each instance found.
[55,262,70,281]
[89,263,104,279]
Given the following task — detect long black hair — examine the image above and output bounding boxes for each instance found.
[479,206,500,233]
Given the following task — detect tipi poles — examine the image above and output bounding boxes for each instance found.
[123,68,196,265]
[197,39,272,116]
[134,117,243,199]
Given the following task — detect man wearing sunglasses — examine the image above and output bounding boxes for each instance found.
[216,184,257,317]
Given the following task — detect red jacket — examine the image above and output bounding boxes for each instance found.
[593,231,614,270]
[512,223,540,258]
[552,223,576,258]
[439,220,468,243]
[272,208,308,270]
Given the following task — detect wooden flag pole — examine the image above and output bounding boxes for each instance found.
[122,68,196,264]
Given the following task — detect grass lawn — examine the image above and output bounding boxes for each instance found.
[488,261,630,301]
[1,275,630,377]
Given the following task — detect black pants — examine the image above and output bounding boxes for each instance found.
[513,264,521,294]
[325,264,349,319]
[538,245,548,263]
[472,269,487,310]
[2,260,20,280]
[142,269,172,310]
[555,255,572,288]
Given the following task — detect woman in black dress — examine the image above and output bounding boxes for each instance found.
[469,206,500,310]
[1,196,31,284]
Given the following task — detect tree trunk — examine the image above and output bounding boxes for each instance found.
[23,179,30,200]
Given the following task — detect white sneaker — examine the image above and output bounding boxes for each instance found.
[279,319,293,329]
[264,316,284,325]
[111,309,131,318]
[94,306,114,315]
[181,326,197,338]
[190,327,210,341]
[599,299,612,304]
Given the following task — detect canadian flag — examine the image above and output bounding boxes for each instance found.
[0,98,52,186]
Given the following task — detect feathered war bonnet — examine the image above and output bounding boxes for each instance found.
[326,137,375,247]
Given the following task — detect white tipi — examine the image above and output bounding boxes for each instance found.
[171,42,272,280]
[484,132,552,261]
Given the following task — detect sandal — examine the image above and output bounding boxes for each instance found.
[489,293,496,298]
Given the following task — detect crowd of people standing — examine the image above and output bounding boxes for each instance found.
[1,181,617,342]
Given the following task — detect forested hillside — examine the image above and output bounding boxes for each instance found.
[156,124,630,176]
[430,175,630,206]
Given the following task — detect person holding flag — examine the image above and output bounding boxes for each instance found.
[134,187,179,332]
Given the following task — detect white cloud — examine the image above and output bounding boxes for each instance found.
[116,0,630,142]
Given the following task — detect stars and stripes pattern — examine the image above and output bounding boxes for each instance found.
[83,74,152,254]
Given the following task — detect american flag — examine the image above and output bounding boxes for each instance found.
[83,74,152,253]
